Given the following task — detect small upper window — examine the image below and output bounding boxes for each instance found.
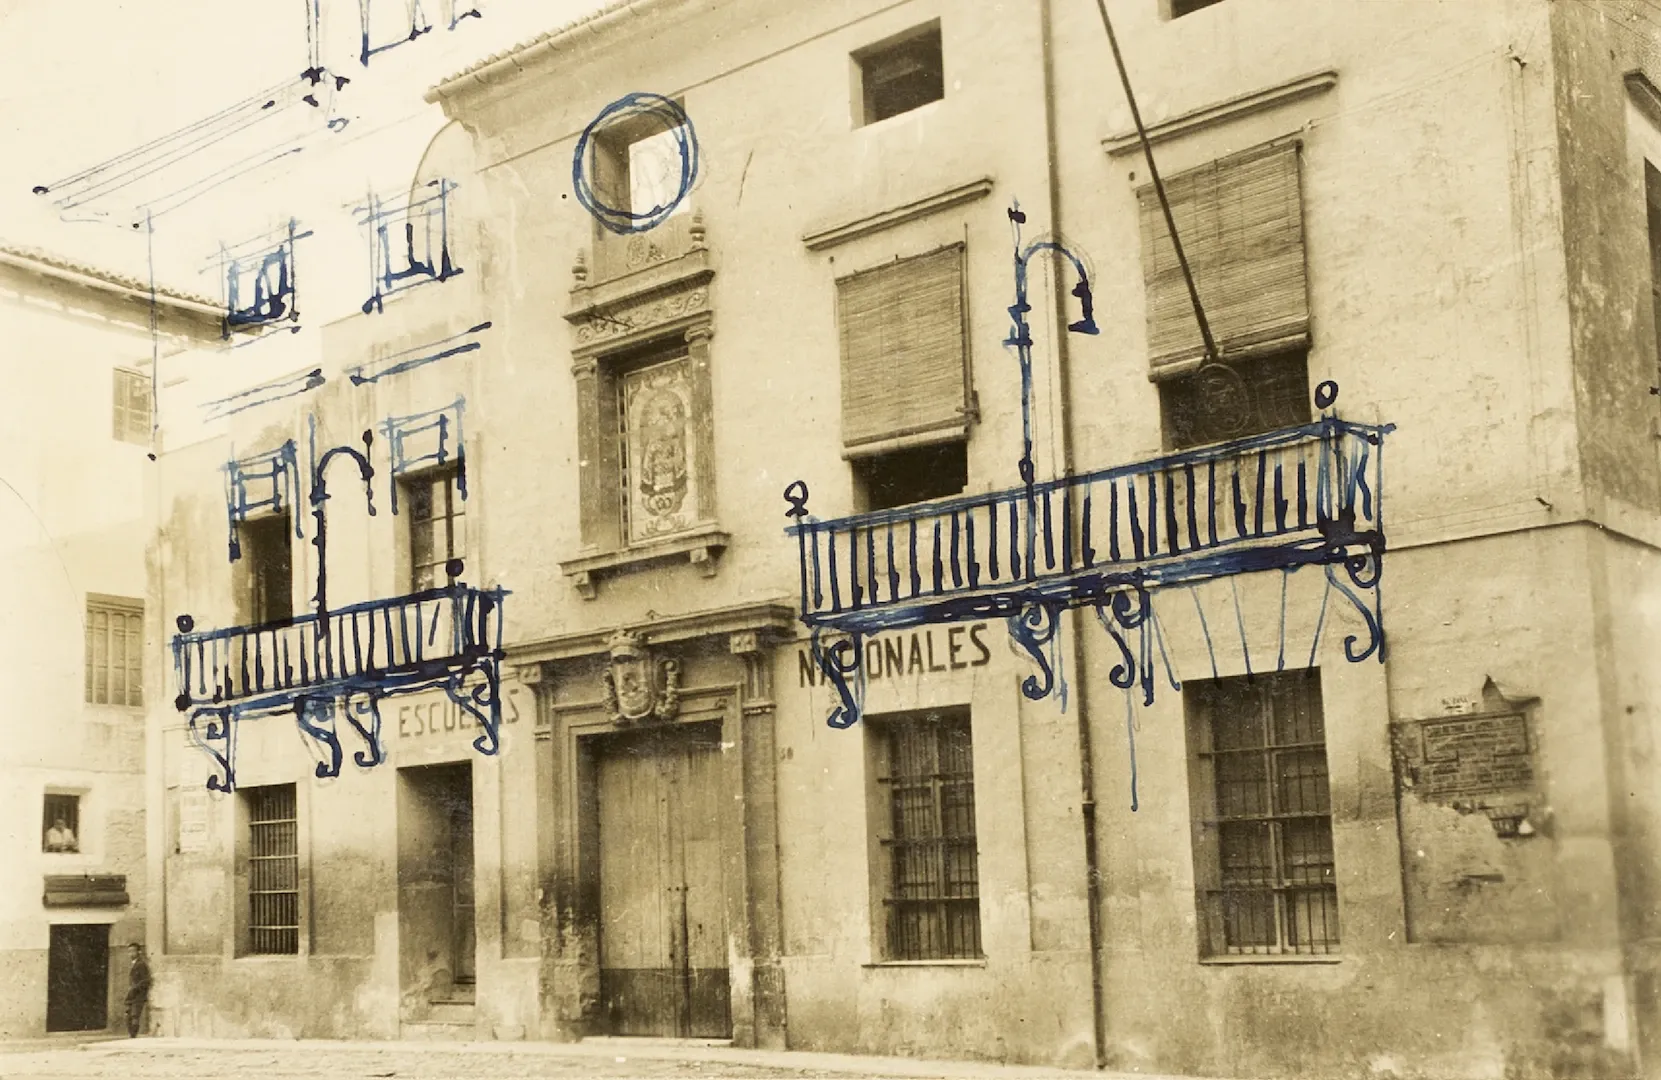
[43,794,80,854]
[590,105,692,227]
[112,368,150,445]
[855,22,943,126]
[1170,0,1226,16]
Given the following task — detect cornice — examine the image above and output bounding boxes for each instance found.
[1102,69,1338,157]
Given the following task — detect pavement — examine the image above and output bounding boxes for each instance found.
[0,1036,1223,1080]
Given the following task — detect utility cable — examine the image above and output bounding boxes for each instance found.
[1092,0,1219,364]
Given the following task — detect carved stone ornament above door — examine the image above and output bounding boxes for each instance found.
[601,628,681,724]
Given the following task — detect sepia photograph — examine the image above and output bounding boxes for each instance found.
[0,1,1659,1078]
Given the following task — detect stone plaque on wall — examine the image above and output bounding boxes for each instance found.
[1393,710,1535,834]
[1391,686,1556,944]
[177,788,210,854]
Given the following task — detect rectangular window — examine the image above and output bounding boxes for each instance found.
[85,595,143,707]
[1646,162,1661,395]
[112,368,150,445]
[236,513,293,625]
[855,22,944,126]
[43,794,81,853]
[1138,142,1310,372]
[590,105,692,224]
[405,464,466,590]
[245,784,299,956]
[1159,350,1312,450]
[837,244,971,463]
[1186,670,1338,958]
[853,440,968,511]
[871,708,981,961]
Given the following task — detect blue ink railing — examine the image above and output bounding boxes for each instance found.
[172,581,507,792]
[785,415,1390,730]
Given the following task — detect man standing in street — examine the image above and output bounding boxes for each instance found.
[125,943,150,1038]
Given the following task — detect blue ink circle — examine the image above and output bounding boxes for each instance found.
[1314,380,1339,409]
[572,93,699,235]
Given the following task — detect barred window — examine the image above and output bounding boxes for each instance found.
[1186,670,1338,957]
[873,708,981,961]
[112,367,150,445]
[245,784,299,956]
[405,465,466,590]
[85,595,142,707]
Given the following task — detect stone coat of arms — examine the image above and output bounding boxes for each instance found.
[602,629,681,724]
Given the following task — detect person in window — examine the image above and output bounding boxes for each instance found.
[45,817,76,853]
[125,943,151,1038]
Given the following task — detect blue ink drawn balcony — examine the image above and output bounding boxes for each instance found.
[172,581,507,793]
[785,203,1395,735]
[786,415,1391,730]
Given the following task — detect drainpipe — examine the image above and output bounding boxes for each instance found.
[1037,0,1107,1068]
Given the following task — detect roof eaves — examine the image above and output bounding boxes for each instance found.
[0,242,221,315]
[425,0,683,104]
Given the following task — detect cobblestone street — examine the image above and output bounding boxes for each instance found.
[0,1039,1149,1080]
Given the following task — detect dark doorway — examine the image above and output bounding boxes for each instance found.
[396,762,474,1010]
[595,721,731,1038]
[46,923,109,1032]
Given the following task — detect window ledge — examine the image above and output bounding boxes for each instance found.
[560,525,731,600]
[862,958,987,969]
[802,176,993,252]
[1200,954,1340,966]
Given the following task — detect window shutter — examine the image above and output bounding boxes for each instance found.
[837,245,969,453]
[1139,142,1309,373]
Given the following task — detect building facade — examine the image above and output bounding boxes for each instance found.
[144,1,1661,1078]
[0,246,220,1038]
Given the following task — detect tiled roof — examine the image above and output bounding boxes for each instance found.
[427,0,680,100]
[0,241,219,309]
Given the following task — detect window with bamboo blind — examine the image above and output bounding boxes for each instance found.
[85,595,142,707]
[1137,141,1311,373]
[836,244,971,456]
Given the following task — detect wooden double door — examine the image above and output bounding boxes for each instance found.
[596,721,730,1038]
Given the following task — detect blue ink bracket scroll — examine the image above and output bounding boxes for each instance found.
[785,204,1395,739]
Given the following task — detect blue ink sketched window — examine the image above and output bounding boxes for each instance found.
[1186,669,1338,958]
[112,368,150,445]
[854,21,943,126]
[405,464,466,589]
[85,595,143,707]
[871,708,981,961]
[243,784,299,956]
[358,180,462,314]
